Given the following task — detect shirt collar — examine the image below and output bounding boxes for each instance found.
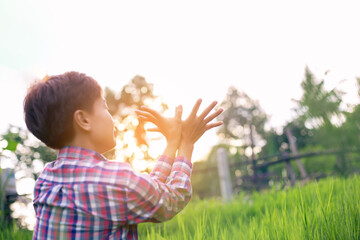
[57,146,106,161]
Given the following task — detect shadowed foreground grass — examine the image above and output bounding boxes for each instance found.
[139,175,360,239]
[2,175,359,240]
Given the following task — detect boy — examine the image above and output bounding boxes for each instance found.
[24,71,223,239]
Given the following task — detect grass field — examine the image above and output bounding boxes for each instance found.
[1,175,359,240]
[139,175,360,240]
[0,222,33,240]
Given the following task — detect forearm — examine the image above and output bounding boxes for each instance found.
[149,143,177,182]
[151,141,192,184]
[162,142,178,159]
[127,157,192,224]
[177,142,194,161]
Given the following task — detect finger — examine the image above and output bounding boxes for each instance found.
[140,106,162,119]
[136,111,157,124]
[198,101,218,120]
[135,110,156,120]
[174,105,183,121]
[146,127,161,132]
[189,99,202,118]
[203,108,224,124]
[205,121,223,131]
[137,115,158,125]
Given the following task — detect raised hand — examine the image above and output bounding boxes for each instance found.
[181,99,223,145]
[135,105,183,148]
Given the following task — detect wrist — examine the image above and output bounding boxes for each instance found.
[166,140,179,150]
[179,141,194,150]
[178,142,194,161]
[163,142,178,159]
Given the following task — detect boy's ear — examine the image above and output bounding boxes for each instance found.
[73,110,91,132]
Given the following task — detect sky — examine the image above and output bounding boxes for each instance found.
[1,0,360,161]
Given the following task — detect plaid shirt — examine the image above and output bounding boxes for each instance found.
[32,146,192,240]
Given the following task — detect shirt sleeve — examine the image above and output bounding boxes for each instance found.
[149,155,174,183]
[125,155,192,224]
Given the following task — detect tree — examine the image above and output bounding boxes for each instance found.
[292,67,352,175]
[217,86,268,159]
[216,86,268,188]
[295,66,343,128]
[339,77,360,173]
[1,125,56,179]
[104,75,168,172]
[342,77,360,147]
[0,125,56,228]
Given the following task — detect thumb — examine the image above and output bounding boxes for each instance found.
[175,105,183,121]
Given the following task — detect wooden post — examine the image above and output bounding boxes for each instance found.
[283,152,296,186]
[249,123,257,188]
[285,128,308,179]
[217,148,232,202]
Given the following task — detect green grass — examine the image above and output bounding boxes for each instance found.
[0,222,33,240]
[2,175,359,240]
[139,175,360,239]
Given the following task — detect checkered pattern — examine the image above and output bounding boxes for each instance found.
[32,146,192,240]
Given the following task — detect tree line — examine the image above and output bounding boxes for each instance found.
[192,67,360,198]
[1,67,360,201]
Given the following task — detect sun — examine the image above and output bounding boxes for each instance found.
[112,117,168,172]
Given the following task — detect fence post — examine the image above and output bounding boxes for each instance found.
[283,152,296,186]
[249,123,258,189]
[285,128,308,179]
[217,148,232,202]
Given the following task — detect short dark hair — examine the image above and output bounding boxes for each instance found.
[24,71,102,149]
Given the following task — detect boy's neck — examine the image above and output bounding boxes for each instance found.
[64,136,100,154]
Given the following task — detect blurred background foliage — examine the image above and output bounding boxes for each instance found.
[191,67,360,198]
[1,67,360,224]
[102,75,168,172]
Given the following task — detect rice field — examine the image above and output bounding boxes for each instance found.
[139,175,360,240]
[1,175,359,240]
